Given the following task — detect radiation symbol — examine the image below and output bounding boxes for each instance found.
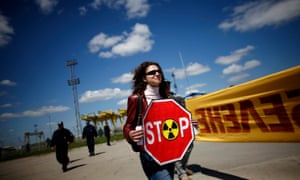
[162,119,179,140]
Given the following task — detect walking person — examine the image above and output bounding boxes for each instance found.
[82,121,98,156]
[50,121,74,172]
[123,61,191,180]
[166,81,198,180]
[104,121,111,146]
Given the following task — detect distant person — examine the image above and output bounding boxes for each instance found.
[46,138,51,147]
[104,121,111,146]
[98,127,104,137]
[50,121,74,172]
[25,143,30,152]
[82,121,98,156]
[166,81,198,179]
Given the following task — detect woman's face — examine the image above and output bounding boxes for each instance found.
[144,65,162,87]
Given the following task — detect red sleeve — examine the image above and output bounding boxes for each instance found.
[123,94,138,143]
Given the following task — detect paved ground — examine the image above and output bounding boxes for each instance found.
[0,140,299,180]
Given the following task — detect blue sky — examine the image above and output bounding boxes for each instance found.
[0,0,300,147]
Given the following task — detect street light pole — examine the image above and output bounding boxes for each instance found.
[171,72,177,95]
[66,59,82,137]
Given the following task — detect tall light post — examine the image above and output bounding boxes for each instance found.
[48,114,53,137]
[66,59,82,137]
[171,72,177,95]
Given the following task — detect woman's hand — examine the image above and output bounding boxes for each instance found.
[129,129,144,142]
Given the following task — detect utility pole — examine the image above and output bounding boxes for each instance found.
[48,114,53,137]
[171,72,177,95]
[66,59,82,137]
[179,51,189,86]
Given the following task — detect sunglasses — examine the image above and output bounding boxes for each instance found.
[145,69,162,76]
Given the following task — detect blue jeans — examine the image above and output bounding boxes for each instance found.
[139,152,174,180]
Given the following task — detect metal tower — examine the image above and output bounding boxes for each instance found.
[171,72,178,95]
[66,59,82,137]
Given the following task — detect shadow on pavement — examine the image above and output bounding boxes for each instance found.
[66,164,87,172]
[70,158,82,163]
[187,164,248,180]
[94,152,105,156]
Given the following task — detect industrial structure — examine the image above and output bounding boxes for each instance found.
[80,109,127,134]
[66,59,82,137]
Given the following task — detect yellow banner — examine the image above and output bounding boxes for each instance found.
[186,65,300,142]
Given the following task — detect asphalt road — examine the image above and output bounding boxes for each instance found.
[0,140,299,180]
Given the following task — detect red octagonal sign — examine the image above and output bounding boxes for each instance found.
[143,99,194,165]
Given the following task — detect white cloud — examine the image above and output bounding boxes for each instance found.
[88,33,123,53]
[88,23,154,58]
[216,46,261,83]
[112,72,133,84]
[117,98,127,107]
[111,23,153,56]
[0,105,69,120]
[244,59,261,70]
[79,6,88,16]
[90,0,101,9]
[35,0,59,14]
[185,89,199,96]
[125,0,150,19]
[90,0,120,9]
[185,83,206,95]
[0,80,16,86]
[187,83,206,90]
[227,73,250,83]
[22,106,69,117]
[89,0,149,19]
[167,62,210,79]
[0,103,13,108]
[99,51,114,58]
[219,0,300,32]
[223,64,243,75]
[79,88,131,103]
[215,45,254,65]
[222,59,261,75]
[186,63,210,76]
[0,13,14,47]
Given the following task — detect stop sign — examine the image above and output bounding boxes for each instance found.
[143,99,194,165]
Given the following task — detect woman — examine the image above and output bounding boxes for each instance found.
[123,61,175,180]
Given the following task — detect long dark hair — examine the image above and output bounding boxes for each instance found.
[132,61,169,98]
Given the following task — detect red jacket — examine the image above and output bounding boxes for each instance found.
[123,93,148,150]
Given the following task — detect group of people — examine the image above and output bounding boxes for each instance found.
[50,120,111,172]
[51,61,197,179]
